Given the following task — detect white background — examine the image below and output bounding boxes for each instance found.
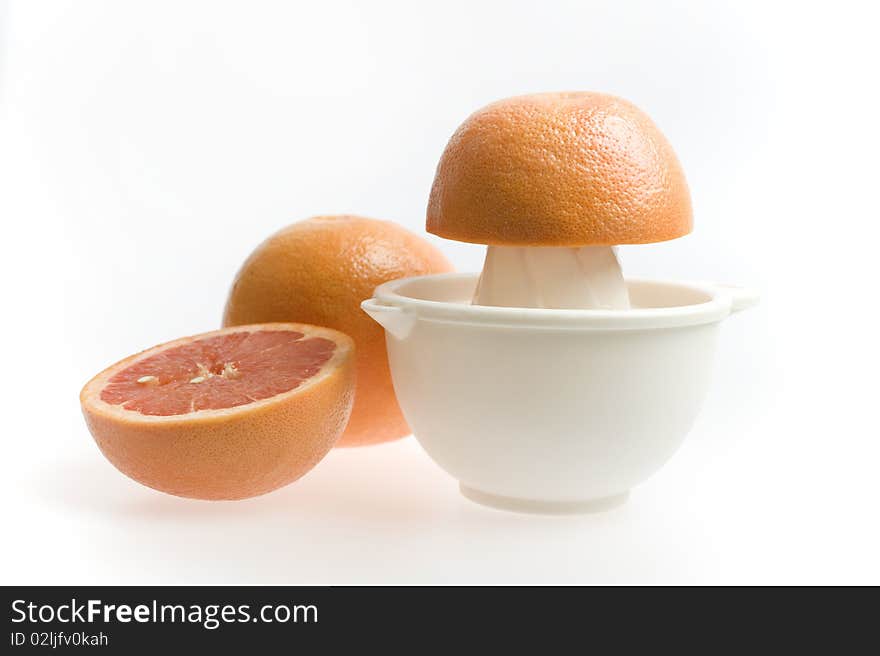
[1,0,878,584]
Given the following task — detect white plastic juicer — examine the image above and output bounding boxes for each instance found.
[363,90,758,513]
[363,273,757,513]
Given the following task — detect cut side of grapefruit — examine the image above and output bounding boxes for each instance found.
[80,323,355,500]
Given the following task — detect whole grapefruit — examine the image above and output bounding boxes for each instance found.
[223,215,452,447]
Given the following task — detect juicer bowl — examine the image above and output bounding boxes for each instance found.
[362,273,757,514]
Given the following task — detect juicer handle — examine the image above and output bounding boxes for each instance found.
[710,283,760,314]
[361,299,417,340]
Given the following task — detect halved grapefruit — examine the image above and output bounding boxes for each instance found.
[80,323,355,500]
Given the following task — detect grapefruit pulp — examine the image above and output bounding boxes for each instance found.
[80,323,355,500]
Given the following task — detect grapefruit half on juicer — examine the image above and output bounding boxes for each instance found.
[80,323,355,500]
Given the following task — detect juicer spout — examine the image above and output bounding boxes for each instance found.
[361,299,417,340]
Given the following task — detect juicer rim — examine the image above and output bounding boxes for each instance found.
[366,272,757,331]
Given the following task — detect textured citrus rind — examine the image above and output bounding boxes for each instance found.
[427,92,693,246]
